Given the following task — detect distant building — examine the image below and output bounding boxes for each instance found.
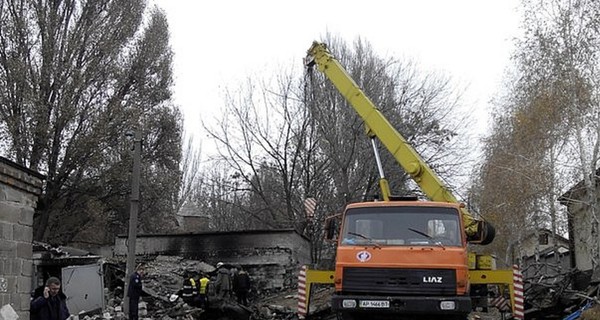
[559,168,600,288]
[176,201,211,232]
[520,229,570,279]
[521,228,570,259]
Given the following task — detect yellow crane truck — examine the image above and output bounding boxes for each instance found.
[301,41,521,320]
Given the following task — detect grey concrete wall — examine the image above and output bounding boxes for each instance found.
[114,230,311,264]
[0,157,43,319]
[114,230,312,290]
[570,199,594,272]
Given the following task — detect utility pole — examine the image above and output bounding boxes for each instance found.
[123,129,142,314]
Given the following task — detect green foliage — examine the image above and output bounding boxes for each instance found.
[0,0,182,244]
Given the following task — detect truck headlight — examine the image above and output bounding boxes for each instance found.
[440,301,456,310]
[342,299,357,308]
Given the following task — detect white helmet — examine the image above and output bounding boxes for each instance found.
[216,262,224,268]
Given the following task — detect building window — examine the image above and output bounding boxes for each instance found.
[538,233,549,245]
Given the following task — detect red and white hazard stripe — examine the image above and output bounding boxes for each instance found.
[490,296,510,311]
[513,264,524,320]
[304,198,317,218]
[298,265,308,319]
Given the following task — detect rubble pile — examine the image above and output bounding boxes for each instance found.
[143,255,216,299]
[259,287,333,319]
[79,255,327,320]
[521,263,600,319]
[526,277,576,316]
[63,254,521,320]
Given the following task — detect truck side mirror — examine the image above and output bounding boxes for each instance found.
[325,218,338,240]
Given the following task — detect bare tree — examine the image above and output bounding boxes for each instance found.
[177,134,202,213]
[191,161,264,231]
[203,36,472,266]
[205,71,310,230]
[475,0,600,264]
[306,35,473,204]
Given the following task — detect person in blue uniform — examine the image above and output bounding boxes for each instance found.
[128,264,145,320]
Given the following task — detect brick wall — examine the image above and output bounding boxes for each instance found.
[0,157,44,319]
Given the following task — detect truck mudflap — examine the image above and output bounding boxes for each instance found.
[331,293,472,315]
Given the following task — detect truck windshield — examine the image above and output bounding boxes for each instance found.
[340,206,462,247]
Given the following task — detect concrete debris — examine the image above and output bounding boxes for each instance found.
[90,255,321,320]
[0,304,19,320]
[47,253,600,320]
[51,253,529,320]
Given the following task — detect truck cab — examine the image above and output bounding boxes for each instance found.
[331,201,471,320]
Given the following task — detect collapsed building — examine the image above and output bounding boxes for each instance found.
[520,168,600,318]
[521,229,570,280]
[25,228,313,319]
[0,152,314,319]
[113,229,312,292]
[560,169,600,288]
[32,242,106,316]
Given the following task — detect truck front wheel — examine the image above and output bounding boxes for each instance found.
[336,312,355,320]
[337,312,468,320]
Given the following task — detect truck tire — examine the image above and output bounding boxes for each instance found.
[336,312,351,320]
[336,312,371,320]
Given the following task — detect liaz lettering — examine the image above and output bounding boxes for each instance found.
[422,276,443,283]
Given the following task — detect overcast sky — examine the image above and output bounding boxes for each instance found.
[151,0,522,154]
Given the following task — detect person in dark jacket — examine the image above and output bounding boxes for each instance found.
[128,264,145,320]
[179,271,199,307]
[233,268,251,306]
[30,277,70,320]
[214,262,231,299]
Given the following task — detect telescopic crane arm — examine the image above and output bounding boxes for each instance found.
[305,41,494,244]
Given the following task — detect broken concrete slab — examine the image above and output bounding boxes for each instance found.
[0,304,19,320]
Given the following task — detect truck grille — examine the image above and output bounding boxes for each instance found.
[342,267,456,296]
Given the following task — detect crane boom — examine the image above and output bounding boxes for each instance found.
[306,41,494,244]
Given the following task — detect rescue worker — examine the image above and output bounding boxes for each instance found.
[233,267,251,306]
[30,277,70,320]
[180,271,199,306]
[214,262,231,299]
[229,265,239,289]
[127,264,145,320]
[198,272,210,309]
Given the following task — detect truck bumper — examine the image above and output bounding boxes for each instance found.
[331,294,471,315]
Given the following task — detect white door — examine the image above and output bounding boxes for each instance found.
[61,263,105,315]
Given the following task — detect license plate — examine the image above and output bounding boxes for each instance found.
[359,300,390,308]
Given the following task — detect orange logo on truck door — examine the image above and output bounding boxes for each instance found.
[356,251,371,262]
